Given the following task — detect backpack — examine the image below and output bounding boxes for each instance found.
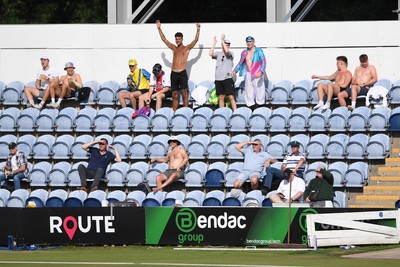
[76,87,91,102]
[141,69,151,81]
[132,106,151,118]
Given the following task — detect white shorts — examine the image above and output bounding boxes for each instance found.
[244,72,265,106]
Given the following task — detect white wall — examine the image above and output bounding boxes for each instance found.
[1,21,399,85]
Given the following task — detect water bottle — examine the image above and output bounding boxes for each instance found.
[313,235,318,250]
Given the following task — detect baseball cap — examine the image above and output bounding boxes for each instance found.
[40,55,50,60]
[128,58,137,66]
[283,169,292,180]
[8,142,17,149]
[289,141,300,147]
[152,63,162,73]
[167,135,181,145]
[64,62,75,70]
[245,36,255,42]
[224,39,231,44]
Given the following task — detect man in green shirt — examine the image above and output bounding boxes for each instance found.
[304,166,334,207]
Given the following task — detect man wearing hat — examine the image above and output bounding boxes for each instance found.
[0,142,29,191]
[138,63,171,111]
[150,135,188,192]
[283,140,306,178]
[24,55,59,109]
[304,166,334,207]
[209,33,237,110]
[231,36,266,107]
[118,58,150,110]
[269,169,305,204]
[36,62,83,109]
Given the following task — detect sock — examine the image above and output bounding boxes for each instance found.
[318,100,323,105]
[40,101,45,105]
[29,100,34,105]
[351,101,356,108]
[325,101,330,107]
[51,98,55,104]
[56,98,62,104]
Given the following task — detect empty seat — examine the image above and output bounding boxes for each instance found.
[308,109,331,132]
[183,190,205,207]
[266,134,290,159]
[111,134,132,160]
[126,161,149,187]
[0,81,6,104]
[3,81,24,105]
[367,107,391,132]
[107,190,127,203]
[96,80,119,105]
[269,107,291,132]
[388,80,400,104]
[128,134,152,159]
[209,107,232,132]
[203,190,225,206]
[328,162,347,187]
[162,190,186,206]
[176,134,191,151]
[0,188,10,207]
[288,107,311,132]
[344,133,369,159]
[366,133,390,159]
[170,107,194,132]
[206,134,230,159]
[234,76,246,105]
[7,189,30,207]
[150,107,174,133]
[55,107,78,132]
[48,161,71,187]
[146,162,168,187]
[185,161,207,187]
[187,134,210,159]
[225,162,244,187]
[348,106,371,132]
[70,134,92,159]
[222,190,245,206]
[17,134,36,159]
[93,107,116,132]
[374,78,392,90]
[51,134,75,159]
[189,107,213,132]
[45,189,69,207]
[248,107,271,132]
[304,161,328,186]
[74,107,97,132]
[0,107,20,132]
[36,108,59,132]
[344,162,369,187]
[291,79,312,105]
[32,134,55,159]
[326,133,349,159]
[228,107,252,132]
[333,191,348,208]
[147,134,170,159]
[226,134,250,159]
[205,161,227,188]
[305,134,329,159]
[0,134,17,159]
[26,188,48,207]
[106,162,129,187]
[29,161,52,187]
[269,80,293,105]
[84,189,107,207]
[112,107,134,132]
[389,107,400,131]
[82,80,100,105]
[327,107,350,132]
[242,190,264,207]
[142,191,166,207]
[126,190,146,206]
[64,189,88,207]
[16,108,40,132]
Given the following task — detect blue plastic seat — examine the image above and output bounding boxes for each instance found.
[7,189,30,207]
[36,108,59,133]
[147,134,170,159]
[242,190,264,207]
[51,134,75,159]
[309,80,329,104]
[185,162,207,187]
[146,162,168,187]
[206,134,230,159]
[16,108,40,132]
[107,190,127,203]
[112,107,134,133]
[266,134,290,159]
[182,190,205,207]
[269,80,293,105]
[326,133,349,159]
[367,107,391,132]
[228,107,252,132]
[348,106,371,132]
[162,190,186,206]
[226,134,250,160]
[93,107,116,132]
[70,134,92,159]
[67,161,88,187]
[327,107,350,132]
[288,107,311,132]
[291,79,312,105]
[374,79,392,90]
[111,134,132,160]
[150,107,174,133]
[269,107,291,132]
[64,189,88,207]
[333,191,348,208]
[96,80,119,105]
[248,107,271,132]
[234,76,246,105]
[0,107,20,132]
[26,188,48,208]
[17,134,36,159]
[74,107,97,132]
[81,80,100,105]
[45,189,68,207]
[32,134,55,159]
[84,190,107,207]
[203,190,225,206]
[170,107,194,132]
[132,108,155,133]
[344,162,369,187]
[0,81,6,104]
[0,134,18,159]
[29,161,52,187]
[128,134,152,160]
[304,161,328,186]
[251,134,270,151]
[189,107,213,132]
[142,191,167,207]
[126,161,148,187]
[224,162,244,188]
[126,190,146,206]
[48,161,71,187]
[345,133,369,160]
[388,107,400,131]
[222,190,245,206]
[286,134,309,154]
[187,134,210,159]
[366,133,390,159]
[388,80,400,104]
[328,162,348,187]
[176,134,191,151]
[3,81,24,105]
[209,107,232,132]
[307,108,331,132]
[55,107,78,132]
[106,162,129,187]
[305,134,329,159]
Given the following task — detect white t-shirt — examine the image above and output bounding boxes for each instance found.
[277,177,305,200]
[150,70,171,92]
[36,67,59,90]
[10,155,18,172]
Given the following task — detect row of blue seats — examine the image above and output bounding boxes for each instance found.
[0,132,390,161]
[0,105,399,134]
[1,78,399,106]
[0,188,348,208]
[0,160,369,189]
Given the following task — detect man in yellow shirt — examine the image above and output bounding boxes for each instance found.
[118,58,150,110]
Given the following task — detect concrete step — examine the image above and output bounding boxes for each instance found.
[393,148,400,153]
[363,185,400,195]
[377,167,400,176]
[369,176,400,185]
[392,148,400,158]
[386,158,400,167]
[356,195,399,207]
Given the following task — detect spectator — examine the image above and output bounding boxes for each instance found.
[118,58,150,110]
[209,34,237,110]
[24,55,59,109]
[283,141,305,178]
[150,136,189,192]
[139,63,171,111]
[232,36,266,108]
[77,138,121,192]
[0,142,29,191]
[304,166,334,207]
[337,54,378,111]
[233,139,273,191]
[36,62,83,109]
[156,20,201,111]
[261,161,284,195]
[269,169,305,204]
[312,56,352,110]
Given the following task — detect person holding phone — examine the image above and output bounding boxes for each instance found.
[77,138,121,192]
[269,169,305,204]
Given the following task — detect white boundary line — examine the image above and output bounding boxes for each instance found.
[174,248,309,251]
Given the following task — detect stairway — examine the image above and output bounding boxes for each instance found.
[352,148,400,208]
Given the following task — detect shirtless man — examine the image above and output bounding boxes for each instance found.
[38,62,83,109]
[312,56,352,110]
[150,136,189,192]
[156,20,200,111]
[337,54,378,110]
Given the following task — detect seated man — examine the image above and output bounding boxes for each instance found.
[78,138,121,192]
[282,141,306,178]
[150,136,188,192]
[304,166,334,207]
[312,56,352,110]
[233,139,273,191]
[0,142,29,191]
[118,58,150,110]
[269,169,305,204]
[337,54,378,111]
[24,55,59,108]
[36,62,83,109]
[139,63,171,111]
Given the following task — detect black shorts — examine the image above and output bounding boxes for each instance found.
[215,78,235,96]
[164,90,172,98]
[171,70,189,92]
[139,89,149,94]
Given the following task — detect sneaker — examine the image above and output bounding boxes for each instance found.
[46,102,55,108]
[347,105,354,111]
[321,103,330,110]
[143,182,151,194]
[33,103,42,110]
[26,103,33,108]
[261,188,271,196]
[313,102,324,110]
[230,189,242,198]
[52,102,60,109]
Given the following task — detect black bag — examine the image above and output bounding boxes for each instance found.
[137,182,151,194]
[76,87,91,102]
[309,190,320,202]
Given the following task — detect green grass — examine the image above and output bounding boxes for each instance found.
[0,244,399,267]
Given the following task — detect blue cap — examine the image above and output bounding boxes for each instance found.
[246,36,255,42]
[290,141,300,147]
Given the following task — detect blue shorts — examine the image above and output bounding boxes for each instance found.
[346,86,369,97]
